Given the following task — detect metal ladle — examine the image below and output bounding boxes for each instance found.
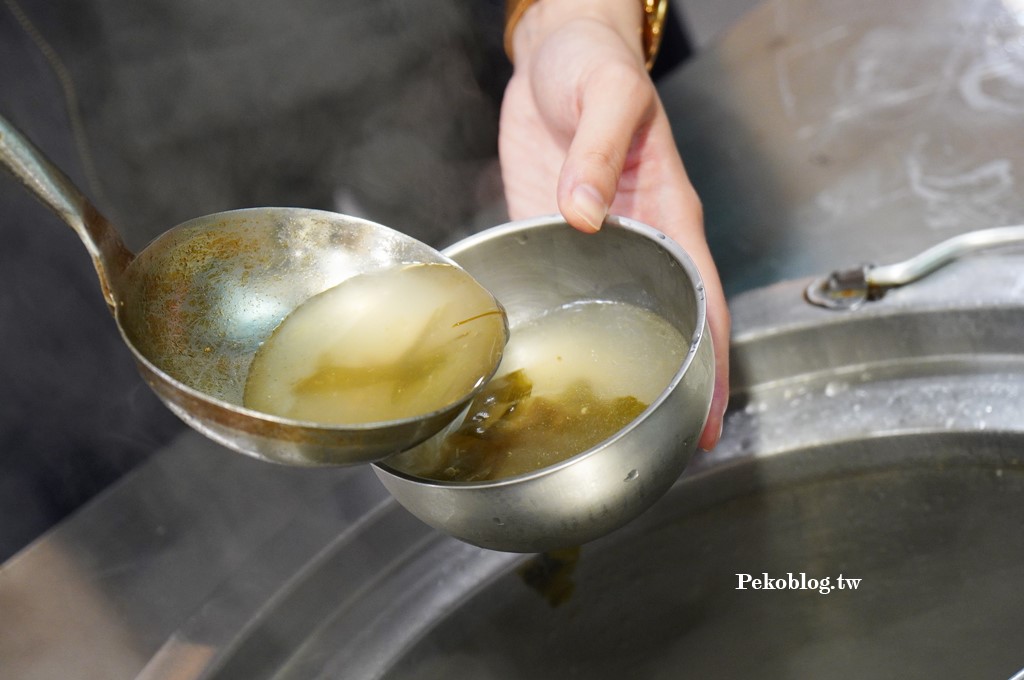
[0,115,505,466]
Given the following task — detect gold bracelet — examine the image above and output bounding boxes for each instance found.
[504,0,669,71]
[640,0,668,70]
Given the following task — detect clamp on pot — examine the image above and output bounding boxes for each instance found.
[805,225,1024,310]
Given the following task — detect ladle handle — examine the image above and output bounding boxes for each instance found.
[867,225,1024,287]
[0,115,132,312]
[805,225,1024,310]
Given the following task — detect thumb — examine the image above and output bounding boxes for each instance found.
[556,70,654,232]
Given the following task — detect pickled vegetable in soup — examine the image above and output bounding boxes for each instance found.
[243,263,506,425]
[387,301,687,481]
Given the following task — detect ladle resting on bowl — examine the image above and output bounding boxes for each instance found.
[0,115,507,466]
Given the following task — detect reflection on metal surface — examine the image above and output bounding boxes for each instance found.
[0,434,394,680]
[0,539,149,679]
[136,639,216,680]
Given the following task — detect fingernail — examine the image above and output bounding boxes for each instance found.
[571,184,606,232]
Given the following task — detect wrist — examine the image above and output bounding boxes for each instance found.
[506,0,645,68]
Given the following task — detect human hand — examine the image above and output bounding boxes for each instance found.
[498,0,730,449]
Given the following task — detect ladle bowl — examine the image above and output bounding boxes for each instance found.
[0,116,504,466]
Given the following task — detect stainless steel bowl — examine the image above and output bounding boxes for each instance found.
[373,215,716,552]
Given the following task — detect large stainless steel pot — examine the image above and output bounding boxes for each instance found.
[114,249,1023,680]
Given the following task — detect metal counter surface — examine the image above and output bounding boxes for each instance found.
[0,437,386,679]
[5,0,1024,677]
[662,0,1024,295]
